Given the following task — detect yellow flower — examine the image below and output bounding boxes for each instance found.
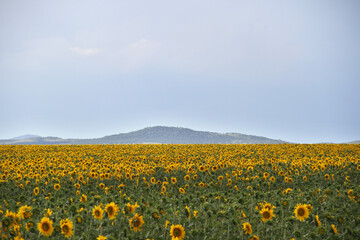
[126,202,139,214]
[250,235,259,240]
[331,224,338,234]
[97,235,107,240]
[17,205,32,219]
[80,194,87,202]
[185,206,191,219]
[37,217,54,237]
[243,222,252,235]
[193,211,199,218]
[165,220,171,228]
[60,218,74,238]
[315,215,321,227]
[34,187,40,196]
[92,205,104,220]
[44,208,52,217]
[260,207,275,222]
[129,213,144,232]
[179,188,185,194]
[170,224,185,240]
[105,202,119,220]
[294,203,310,221]
[54,183,61,191]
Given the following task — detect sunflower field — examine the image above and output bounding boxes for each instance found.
[0,144,359,239]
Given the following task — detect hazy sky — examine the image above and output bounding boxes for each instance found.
[1,0,359,143]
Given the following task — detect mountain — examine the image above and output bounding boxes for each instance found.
[0,126,287,145]
[11,134,41,140]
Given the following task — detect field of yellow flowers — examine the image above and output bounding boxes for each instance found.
[0,144,359,239]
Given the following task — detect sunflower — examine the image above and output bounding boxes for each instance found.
[105,202,119,220]
[243,222,252,235]
[171,177,177,184]
[17,205,32,219]
[331,224,338,234]
[129,213,144,232]
[179,188,185,194]
[34,187,39,196]
[37,217,54,237]
[97,235,107,240]
[324,174,330,180]
[303,176,307,182]
[184,175,190,181]
[262,201,276,211]
[75,215,83,224]
[357,165,360,171]
[212,165,218,172]
[170,224,185,240]
[315,215,321,227]
[80,194,87,202]
[150,177,156,184]
[54,184,61,191]
[260,207,275,222]
[185,206,191,219]
[25,221,34,231]
[293,203,310,221]
[250,236,259,240]
[126,202,139,214]
[152,212,160,219]
[60,218,74,238]
[92,205,103,220]
[306,204,312,214]
[270,176,275,182]
[75,183,80,189]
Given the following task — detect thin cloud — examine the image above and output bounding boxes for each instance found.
[70,47,102,56]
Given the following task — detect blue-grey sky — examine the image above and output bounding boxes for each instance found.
[1,0,359,143]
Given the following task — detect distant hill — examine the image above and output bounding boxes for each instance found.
[0,126,287,145]
[11,134,41,140]
[345,140,360,144]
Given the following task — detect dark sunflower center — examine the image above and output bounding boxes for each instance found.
[174,228,181,237]
[298,208,305,216]
[108,207,113,214]
[95,210,100,216]
[263,211,270,219]
[133,219,140,227]
[42,223,49,231]
[62,225,69,233]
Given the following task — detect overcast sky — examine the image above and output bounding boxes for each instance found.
[1,0,359,143]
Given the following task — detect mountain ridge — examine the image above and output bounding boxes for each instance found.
[0,126,288,145]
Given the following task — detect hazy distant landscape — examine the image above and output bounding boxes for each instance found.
[1,126,359,145]
[0,126,287,145]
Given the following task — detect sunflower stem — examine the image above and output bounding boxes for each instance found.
[227,221,230,240]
